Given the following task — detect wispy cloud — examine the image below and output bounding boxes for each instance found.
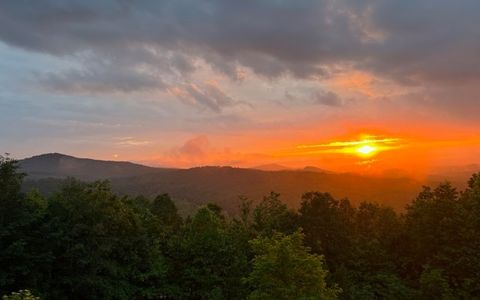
[293,135,405,156]
[114,137,151,147]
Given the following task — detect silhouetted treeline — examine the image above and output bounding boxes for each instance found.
[2,155,480,299]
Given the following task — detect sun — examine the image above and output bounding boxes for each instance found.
[294,134,402,158]
[356,144,377,156]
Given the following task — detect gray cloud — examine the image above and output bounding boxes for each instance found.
[1,0,480,112]
[40,65,165,94]
[0,0,363,80]
[353,0,480,85]
[172,82,236,113]
[312,91,343,107]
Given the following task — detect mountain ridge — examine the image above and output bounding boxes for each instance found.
[20,153,427,215]
[19,153,164,180]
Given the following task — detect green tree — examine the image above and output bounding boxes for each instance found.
[245,230,340,300]
[340,202,412,300]
[253,192,298,236]
[404,184,462,281]
[298,192,354,271]
[230,196,257,247]
[167,206,249,299]
[455,173,480,296]
[404,180,480,297]
[42,180,167,299]
[2,290,39,300]
[418,267,455,300]
[0,156,48,295]
[151,193,182,228]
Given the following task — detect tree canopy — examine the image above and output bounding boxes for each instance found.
[1,156,480,299]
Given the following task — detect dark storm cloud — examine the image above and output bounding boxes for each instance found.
[1,0,480,111]
[0,0,365,80]
[353,0,480,84]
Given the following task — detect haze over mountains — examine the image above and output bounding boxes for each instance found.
[19,153,478,215]
[18,153,416,214]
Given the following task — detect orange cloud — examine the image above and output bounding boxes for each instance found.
[325,70,402,99]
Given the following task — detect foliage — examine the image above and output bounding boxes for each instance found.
[151,193,182,228]
[419,267,455,300]
[2,156,480,299]
[245,230,340,299]
[404,181,480,296]
[2,290,39,300]
[298,192,354,269]
[253,192,297,236]
[165,206,249,299]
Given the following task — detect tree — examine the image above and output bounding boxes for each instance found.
[245,229,340,300]
[418,267,455,300]
[253,192,298,236]
[42,180,167,299]
[456,173,480,296]
[167,206,249,299]
[2,290,39,300]
[342,202,412,300]
[0,156,47,295]
[151,194,182,226]
[298,192,354,270]
[0,154,25,205]
[404,181,480,297]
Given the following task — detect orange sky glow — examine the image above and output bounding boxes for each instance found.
[114,128,480,179]
[2,1,480,180]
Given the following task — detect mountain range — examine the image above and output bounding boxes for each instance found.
[19,153,475,215]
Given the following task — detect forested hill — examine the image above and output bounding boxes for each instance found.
[19,153,164,180]
[111,167,423,214]
[20,153,423,214]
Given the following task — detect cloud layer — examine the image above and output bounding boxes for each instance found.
[2,1,479,81]
[1,0,480,166]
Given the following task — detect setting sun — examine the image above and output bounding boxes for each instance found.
[356,144,377,156]
[293,135,401,161]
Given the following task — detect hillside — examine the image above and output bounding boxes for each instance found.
[19,153,163,180]
[110,167,422,214]
[20,153,425,215]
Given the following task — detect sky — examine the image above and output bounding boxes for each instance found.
[1,0,480,175]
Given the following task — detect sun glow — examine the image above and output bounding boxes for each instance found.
[293,135,403,158]
[356,144,378,156]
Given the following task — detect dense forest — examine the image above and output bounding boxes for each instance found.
[2,155,480,299]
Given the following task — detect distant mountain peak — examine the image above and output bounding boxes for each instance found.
[19,153,158,180]
[302,166,333,174]
[253,164,291,171]
[29,153,74,159]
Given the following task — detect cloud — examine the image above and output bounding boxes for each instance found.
[40,64,165,94]
[163,135,244,167]
[169,135,211,159]
[1,0,476,84]
[283,87,344,107]
[159,135,273,168]
[168,81,236,112]
[114,137,151,146]
[1,0,480,116]
[312,91,343,107]
[0,0,362,87]
[352,0,480,85]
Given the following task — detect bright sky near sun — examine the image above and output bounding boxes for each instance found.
[1,1,480,176]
